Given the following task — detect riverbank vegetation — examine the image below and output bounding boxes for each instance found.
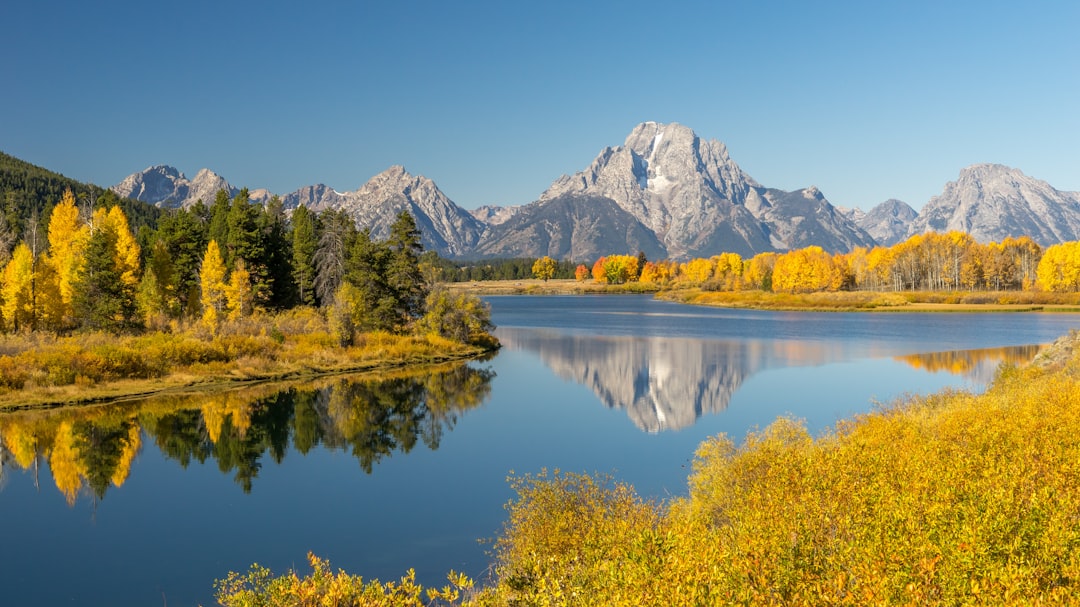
[214,331,1080,606]
[0,187,496,407]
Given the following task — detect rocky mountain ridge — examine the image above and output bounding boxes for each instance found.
[112,124,1080,260]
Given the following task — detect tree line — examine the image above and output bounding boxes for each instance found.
[0,186,491,344]
[567,231,1080,293]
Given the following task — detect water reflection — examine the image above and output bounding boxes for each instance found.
[0,363,494,504]
[496,327,1044,432]
[894,344,1045,383]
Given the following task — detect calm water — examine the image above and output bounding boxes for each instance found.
[0,295,1076,606]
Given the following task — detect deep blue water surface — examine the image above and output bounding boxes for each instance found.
[1,295,1076,606]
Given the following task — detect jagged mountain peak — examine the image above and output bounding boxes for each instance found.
[910,163,1080,245]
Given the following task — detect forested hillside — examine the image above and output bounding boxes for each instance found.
[0,151,162,248]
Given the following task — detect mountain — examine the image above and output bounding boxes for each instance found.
[472,194,667,261]
[111,165,239,209]
[284,165,485,257]
[846,199,918,246]
[534,122,874,258]
[909,164,1080,245]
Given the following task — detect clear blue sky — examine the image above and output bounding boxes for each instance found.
[2,0,1077,211]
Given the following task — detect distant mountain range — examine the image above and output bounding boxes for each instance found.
[111,122,1080,260]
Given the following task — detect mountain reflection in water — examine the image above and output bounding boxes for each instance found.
[0,363,494,505]
[496,327,1045,432]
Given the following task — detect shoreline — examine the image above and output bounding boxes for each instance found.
[448,279,1080,313]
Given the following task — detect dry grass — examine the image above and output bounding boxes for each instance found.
[0,311,494,410]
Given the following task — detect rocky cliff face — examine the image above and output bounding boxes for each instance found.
[111,165,237,208]
[473,194,667,262]
[910,164,1080,245]
[845,199,918,246]
[536,122,873,257]
[310,165,485,257]
[115,129,1080,261]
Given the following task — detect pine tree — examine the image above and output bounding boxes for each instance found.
[73,223,138,332]
[259,195,295,309]
[384,210,427,329]
[290,204,318,307]
[154,207,208,318]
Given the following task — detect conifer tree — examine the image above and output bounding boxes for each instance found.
[73,222,138,332]
[258,195,295,309]
[384,210,427,328]
[154,207,208,318]
[291,205,318,306]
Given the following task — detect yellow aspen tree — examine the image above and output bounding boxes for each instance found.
[110,423,142,488]
[48,421,86,506]
[46,189,91,318]
[679,257,714,283]
[1037,242,1080,292]
[100,206,141,288]
[532,256,557,281]
[1,243,35,331]
[743,252,777,290]
[200,240,228,329]
[0,420,39,469]
[225,258,254,321]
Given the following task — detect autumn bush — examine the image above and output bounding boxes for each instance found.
[215,331,1080,606]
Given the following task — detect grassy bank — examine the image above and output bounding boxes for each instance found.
[662,287,1080,312]
[447,279,1080,312]
[214,331,1080,606]
[0,308,497,410]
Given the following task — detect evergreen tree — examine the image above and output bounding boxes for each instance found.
[384,210,427,328]
[290,205,318,307]
[155,207,208,318]
[259,195,295,309]
[207,189,231,248]
[344,228,395,331]
[73,222,138,332]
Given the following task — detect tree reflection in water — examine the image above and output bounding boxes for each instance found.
[0,362,494,502]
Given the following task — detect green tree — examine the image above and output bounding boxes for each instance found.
[258,195,295,309]
[290,205,318,306]
[72,221,139,332]
[154,207,208,318]
[384,210,427,329]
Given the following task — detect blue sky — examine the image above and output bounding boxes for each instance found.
[2,0,1077,211]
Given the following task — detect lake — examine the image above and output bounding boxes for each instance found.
[1,295,1077,606]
